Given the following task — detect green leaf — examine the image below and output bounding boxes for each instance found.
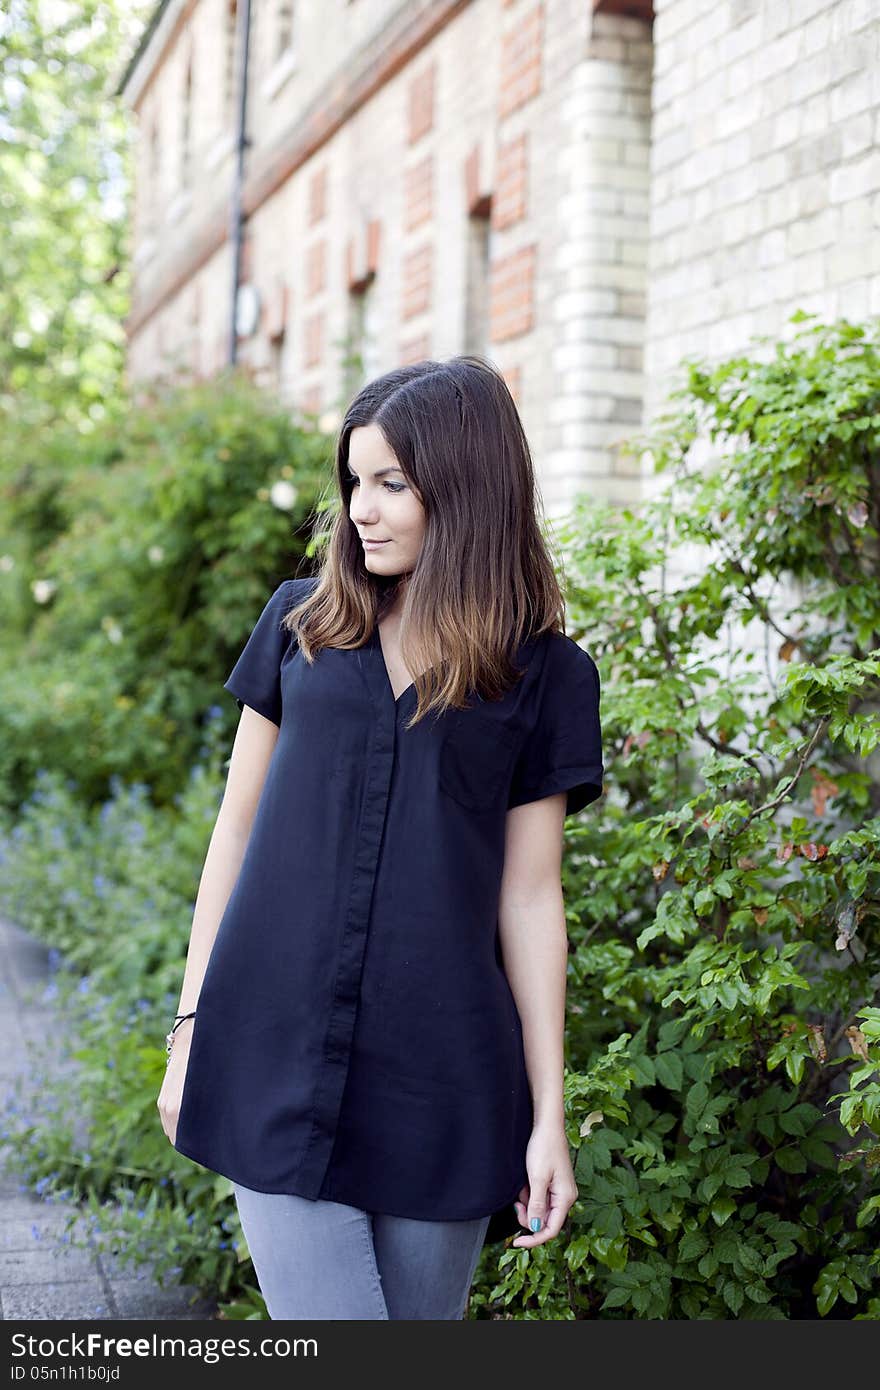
[775,1146,807,1174]
[679,1230,709,1261]
[601,1287,631,1310]
[654,1052,684,1090]
[711,1197,736,1226]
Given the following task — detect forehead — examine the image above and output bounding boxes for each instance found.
[347,424,403,473]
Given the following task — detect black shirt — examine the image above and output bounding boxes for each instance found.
[174,577,604,1246]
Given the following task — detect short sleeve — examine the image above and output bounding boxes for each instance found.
[507,633,604,817]
[223,580,300,726]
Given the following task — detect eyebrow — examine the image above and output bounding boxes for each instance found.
[346,465,404,477]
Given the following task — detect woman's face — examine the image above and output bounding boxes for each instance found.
[347,424,426,578]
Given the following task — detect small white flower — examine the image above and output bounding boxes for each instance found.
[0,555,15,572]
[148,545,164,564]
[105,623,123,645]
[318,410,340,434]
[32,578,57,603]
[269,479,297,511]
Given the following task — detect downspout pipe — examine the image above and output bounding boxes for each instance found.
[228,0,253,367]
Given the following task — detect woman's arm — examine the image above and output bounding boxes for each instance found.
[498,791,578,1245]
[173,706,281,1018]
[158,705,280,1143]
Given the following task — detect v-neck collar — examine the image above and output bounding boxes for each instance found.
[362,624,542,717]
[366,624,416,711]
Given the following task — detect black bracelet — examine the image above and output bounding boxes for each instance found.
[165,1011,197,1064]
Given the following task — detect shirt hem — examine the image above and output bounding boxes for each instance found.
[172,1137,526,1226]
[508,765,604,815]
[222,679,281,726]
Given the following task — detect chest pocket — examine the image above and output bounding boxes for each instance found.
[438,709,519,812]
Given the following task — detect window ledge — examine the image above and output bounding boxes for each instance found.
[167,188,192,226]
[262,46,297,101]
[206,128,237,171]
[133,235,157,270]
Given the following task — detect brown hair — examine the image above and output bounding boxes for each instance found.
[285,355,567,727]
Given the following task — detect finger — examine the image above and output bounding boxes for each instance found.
[511,1193,571,1246]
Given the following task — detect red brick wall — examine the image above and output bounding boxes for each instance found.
[308,166,327,225]
[489,244,536,342]
[399,333,432,365]
[407,63,435,144]
[303,309,324,367]
[404,155,433,232]
[401,243,433,320]
[492,133,528,230]
[305,239,327,297]
[498,4,543,119]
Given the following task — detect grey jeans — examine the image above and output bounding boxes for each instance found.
[232,1182,491,1320]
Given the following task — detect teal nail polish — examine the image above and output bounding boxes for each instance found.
[530,1217,541,1232]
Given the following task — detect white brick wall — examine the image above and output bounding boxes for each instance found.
[645,0,880,458]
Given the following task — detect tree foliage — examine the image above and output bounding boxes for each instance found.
[0,0,150,431]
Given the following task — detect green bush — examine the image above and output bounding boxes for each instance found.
[474,313,880,1318]
[0,370,330,809]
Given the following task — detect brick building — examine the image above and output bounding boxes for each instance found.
[118,0,880,517]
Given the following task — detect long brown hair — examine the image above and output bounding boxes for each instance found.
[284,355,567,726]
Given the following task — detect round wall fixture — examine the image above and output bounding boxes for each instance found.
[235,283,261,338]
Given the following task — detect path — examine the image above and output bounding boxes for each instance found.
[0,915,216,1320]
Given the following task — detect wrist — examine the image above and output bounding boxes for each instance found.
[165,1011,196,1064]
[532,1105,566,1133]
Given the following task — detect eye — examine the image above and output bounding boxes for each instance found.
[346,475,406,493]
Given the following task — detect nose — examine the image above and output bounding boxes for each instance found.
[349,495,381,525]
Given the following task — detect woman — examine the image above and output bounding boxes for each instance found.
[158,356,604,1320]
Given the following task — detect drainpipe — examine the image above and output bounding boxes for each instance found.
[228,0,253,366]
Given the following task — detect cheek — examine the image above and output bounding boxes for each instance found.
[398,497,425,536]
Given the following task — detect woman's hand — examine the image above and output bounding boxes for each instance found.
[157,1018,195,1147]
[512,1122,578,1248]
